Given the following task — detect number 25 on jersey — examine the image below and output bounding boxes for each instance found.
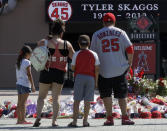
[102,38,120,53]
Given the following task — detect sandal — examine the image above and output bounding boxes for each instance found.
[68,122,78,127]
[33,121,41,127]
[52,124,59,127]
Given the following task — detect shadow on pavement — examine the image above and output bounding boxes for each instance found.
[0,124,140,130]
[0,125,98,130]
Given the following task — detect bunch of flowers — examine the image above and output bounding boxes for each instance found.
[128,67,156,96]
[155,78,167,96]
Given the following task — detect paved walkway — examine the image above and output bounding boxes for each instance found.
[1,89,167,131]
[0,118,167,131]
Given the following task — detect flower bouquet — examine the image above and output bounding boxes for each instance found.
[155,78,167,96]
[128,68,156,96]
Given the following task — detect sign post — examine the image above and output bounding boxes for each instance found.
[128,14,160,77]
[46,0,159,22]
[155,14,161,79]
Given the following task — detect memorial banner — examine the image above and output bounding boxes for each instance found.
[45,0,160,22]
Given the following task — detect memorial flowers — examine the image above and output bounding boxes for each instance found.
[155,78,167,96]
[128,68,156,96]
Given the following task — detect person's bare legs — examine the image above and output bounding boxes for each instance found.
[51,83,63,126]
[103,97,112,117]
[83,101,90,125]
[72,100,80,125]
[103,97,114,125]
[20,93,29,122]
[118,98,127,116]
[16,95,22,124]
[119,98,135,125]
[34,83,50,124]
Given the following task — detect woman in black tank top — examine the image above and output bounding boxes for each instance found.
[33,19,75,127]
[47,35,69,57]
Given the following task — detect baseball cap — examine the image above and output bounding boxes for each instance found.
[103,13,116,23]
[140,112,152,119]
[152,111,162,119]
[78,35,90,46]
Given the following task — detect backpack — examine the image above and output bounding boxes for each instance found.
[30,40,49,72]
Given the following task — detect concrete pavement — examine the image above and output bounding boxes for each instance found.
[1,89,167,131]
[0,118,167,131]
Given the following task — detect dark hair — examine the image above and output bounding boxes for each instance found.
[16,45,32,70]
[78,35,90,47]
[50,19,65,36]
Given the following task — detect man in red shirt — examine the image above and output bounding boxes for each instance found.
[68,35,100,127]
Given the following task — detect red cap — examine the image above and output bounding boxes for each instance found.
[103,13,116,23]
[152,111,162,119]
[140,112,152,119]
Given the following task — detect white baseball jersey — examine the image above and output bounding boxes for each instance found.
[90,26,132,78]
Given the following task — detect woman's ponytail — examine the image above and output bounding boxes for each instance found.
[16,51,24,70]
[16,46,32,70]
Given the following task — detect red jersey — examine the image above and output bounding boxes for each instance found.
[71,49,100,77]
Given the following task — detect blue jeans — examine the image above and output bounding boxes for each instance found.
[16,84,31,94]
